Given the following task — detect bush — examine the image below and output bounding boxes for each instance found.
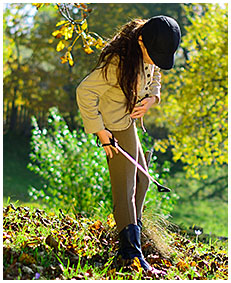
[137,128,179,216]
[28,107,178,216]
[28,107,111,215]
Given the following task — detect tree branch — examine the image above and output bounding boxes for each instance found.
[201,185,227,201]
[188,175,227,200]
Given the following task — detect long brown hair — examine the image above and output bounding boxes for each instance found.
[96,19,147,113]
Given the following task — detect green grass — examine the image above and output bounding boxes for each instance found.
[3,203,228,280]
[3,132,42,205]
[165,167,228,237]
[171,199,228,237]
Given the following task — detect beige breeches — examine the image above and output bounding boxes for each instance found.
[107,122,150,232]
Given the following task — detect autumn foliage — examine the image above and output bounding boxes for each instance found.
[3,204,228,280]
[153,4,228,179]
[33,3,105,66]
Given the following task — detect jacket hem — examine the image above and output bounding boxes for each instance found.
[104,119,134,132]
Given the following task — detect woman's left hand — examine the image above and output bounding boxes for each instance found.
[130,96,157,119]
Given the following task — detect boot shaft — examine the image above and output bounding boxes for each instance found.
[118,223,153,271]
[119,224,142,259]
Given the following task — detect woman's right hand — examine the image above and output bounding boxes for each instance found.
[96,129,119,158]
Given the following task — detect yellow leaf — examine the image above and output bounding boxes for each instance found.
[66,51,74,66]
[107,268,116,277]
[190,261,197,267]
[61,26,73,40]
[176,259,189,272]
[56,40,65,52]
[201,174,208,180]
[107,214,116,228]
[84,46,94,54]
[131,257,142,273]
[32,3,44,9]
[56,20,68,27]
[97,38,103,46]
[90,220,102,230]
[52,30,62,39]
[81,20,88,30]
[68,59,74,66]
[32,3,49,9]
[95,38,105,50]
[60,51,74,66]
[60,55,68,64]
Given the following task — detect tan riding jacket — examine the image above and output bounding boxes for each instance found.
[76,58,161,134]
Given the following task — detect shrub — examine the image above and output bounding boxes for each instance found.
[28,107,178,217]
[137,128,179,216]
[28,107,111,215]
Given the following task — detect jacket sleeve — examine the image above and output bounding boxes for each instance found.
[76,61,118,134]
[149,66,161,104]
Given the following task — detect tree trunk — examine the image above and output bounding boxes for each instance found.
[9,88,18,132]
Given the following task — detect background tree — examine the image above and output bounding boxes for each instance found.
[143,3,228,205]
[3,4,38,133]
[150,4,228,179]
[3,3,99,133]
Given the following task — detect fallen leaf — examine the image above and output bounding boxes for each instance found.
[176,259,189,272]
[107,214,116,228]
[131,257,142,273]
[19,252,36,265]
[90,220,102,230]
[45,235,64,251]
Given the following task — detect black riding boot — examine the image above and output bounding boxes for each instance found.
[137,219,143,231]
[117,221,142,258]
[118,224,152,271]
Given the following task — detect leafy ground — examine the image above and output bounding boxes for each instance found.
[3,204,228,280]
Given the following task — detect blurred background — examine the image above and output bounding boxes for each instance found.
[3,3,228,238]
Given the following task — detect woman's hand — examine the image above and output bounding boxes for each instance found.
[130,96,157,119]
[96,129,119,158]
